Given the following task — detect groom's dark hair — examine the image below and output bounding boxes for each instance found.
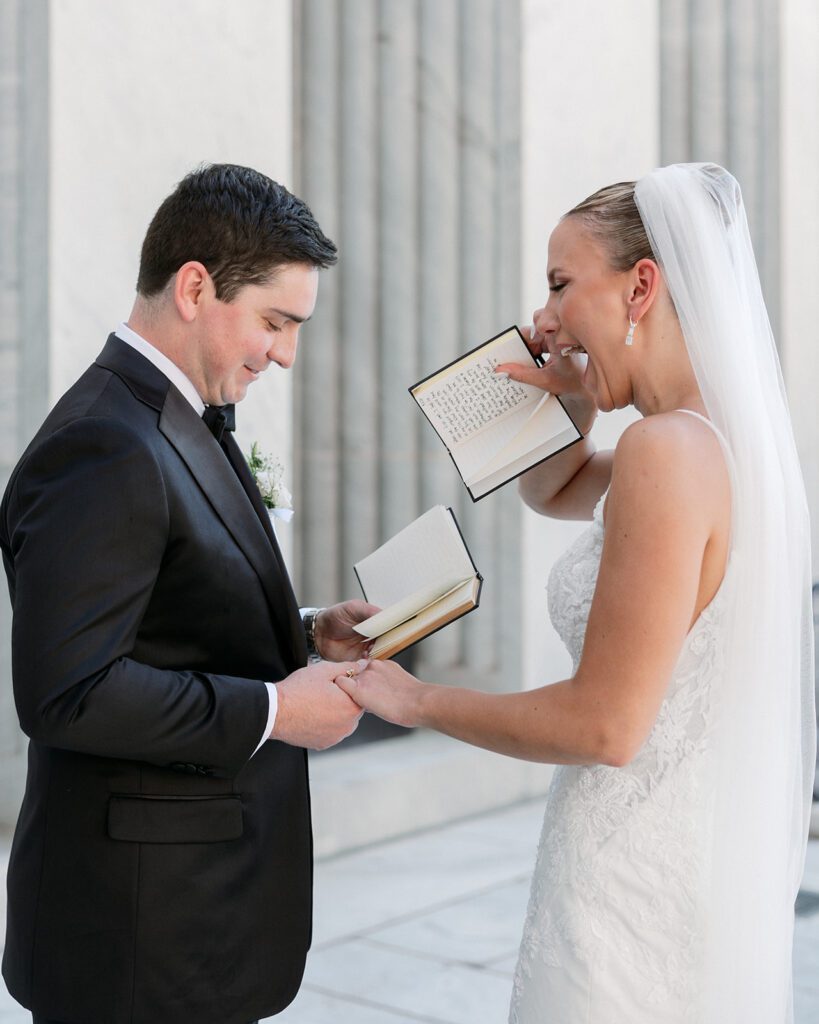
[136,163,337,302]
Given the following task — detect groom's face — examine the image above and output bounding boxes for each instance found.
[194,263,319,405]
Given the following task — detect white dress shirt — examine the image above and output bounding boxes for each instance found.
[114,323,278,750]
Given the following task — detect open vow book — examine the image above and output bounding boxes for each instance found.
[352,505,482,660]
[410,326,582,500]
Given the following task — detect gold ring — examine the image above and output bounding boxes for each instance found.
[345,668,355,678]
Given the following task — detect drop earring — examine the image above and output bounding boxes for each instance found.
[625,317,637,346]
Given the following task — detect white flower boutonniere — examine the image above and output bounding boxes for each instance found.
[246,442,294,524]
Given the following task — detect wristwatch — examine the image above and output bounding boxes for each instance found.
[300,607,325,663]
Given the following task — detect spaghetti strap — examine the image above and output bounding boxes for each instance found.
[673,408,731,451]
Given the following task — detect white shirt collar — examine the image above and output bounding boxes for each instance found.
[114,322,206,416]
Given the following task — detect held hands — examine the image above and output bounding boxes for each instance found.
[495,313,598,436]
[270,600,381,749]
[333,659,428,729]
[272,661,365,750]
[314,600,381,661]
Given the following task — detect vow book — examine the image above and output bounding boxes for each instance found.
[352,505,482,660]
[410,326,583,500]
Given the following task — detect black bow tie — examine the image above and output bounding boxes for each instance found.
[202,404,236,443]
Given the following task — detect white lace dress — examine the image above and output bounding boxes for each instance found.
[509,490,726,1023]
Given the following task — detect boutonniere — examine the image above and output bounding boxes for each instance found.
[246,442,294,523]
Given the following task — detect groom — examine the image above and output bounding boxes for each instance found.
[1,164,374,1024]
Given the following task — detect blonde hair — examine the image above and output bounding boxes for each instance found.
[564,181,654,271]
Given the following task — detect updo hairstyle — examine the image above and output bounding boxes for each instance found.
[564,182,655,272]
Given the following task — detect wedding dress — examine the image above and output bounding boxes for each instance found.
[510,415,725,1023]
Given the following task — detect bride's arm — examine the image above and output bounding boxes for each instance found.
[336,414,729,768]
[518,444,614,522]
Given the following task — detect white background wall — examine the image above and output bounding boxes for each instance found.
[49,0,297,556]
[519,0,658,690]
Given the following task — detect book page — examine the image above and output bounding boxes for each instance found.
[411,326,581,500]
[368,577,480,660]
[453,392,551,483]
[353,505,476,610]
[353,575,473,638]
[469,423,582,499]
[464,393,574,486]
[412,329,542,449]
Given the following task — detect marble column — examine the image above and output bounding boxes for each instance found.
[295,0,522,687]
[293,0,344,602]
[660,0,781,330]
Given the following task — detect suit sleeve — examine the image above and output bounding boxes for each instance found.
[5,416,270,777]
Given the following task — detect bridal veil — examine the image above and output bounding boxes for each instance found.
[634,163,815,1022]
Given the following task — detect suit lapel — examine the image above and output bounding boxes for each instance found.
[159,384,306,668]
[97,334,307,667]
[221,431,308,665]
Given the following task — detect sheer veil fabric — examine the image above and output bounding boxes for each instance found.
[634,164,815,1022]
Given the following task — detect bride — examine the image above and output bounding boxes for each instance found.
[336,164,815,1023]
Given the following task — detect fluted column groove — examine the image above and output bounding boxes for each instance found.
[660,0,781,330]
[296,0,521,686]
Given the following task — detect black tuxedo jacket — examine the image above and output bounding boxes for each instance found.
[1,336,313,1024]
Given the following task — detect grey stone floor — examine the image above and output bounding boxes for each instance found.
[1,799,818,1023]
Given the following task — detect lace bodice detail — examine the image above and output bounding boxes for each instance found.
[510,492,726,1023]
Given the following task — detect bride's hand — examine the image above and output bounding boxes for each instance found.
[496,314,598,436]
[333,659,429,729]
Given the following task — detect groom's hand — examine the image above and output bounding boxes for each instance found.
[314,600,380,661]
[271,662,364,750]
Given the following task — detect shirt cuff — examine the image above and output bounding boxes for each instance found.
[251,682,279,756]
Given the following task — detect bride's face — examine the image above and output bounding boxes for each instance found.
[540,217,635,412]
